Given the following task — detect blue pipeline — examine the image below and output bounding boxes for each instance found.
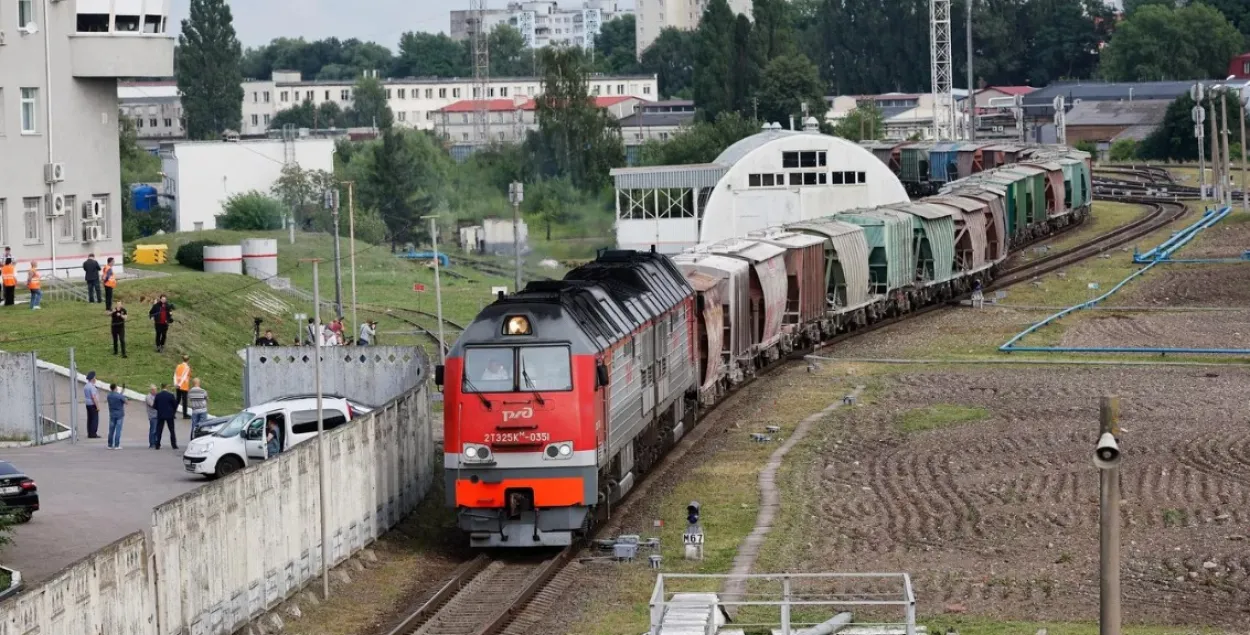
[1133,207,1231,263]
[1000,206,1250,355]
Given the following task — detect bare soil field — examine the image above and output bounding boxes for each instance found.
[783,364,1250,629]
[1113,264,1250,308]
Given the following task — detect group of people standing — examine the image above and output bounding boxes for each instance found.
[82,356,208,450]
[304,317,378,347]
[1,246,43,309]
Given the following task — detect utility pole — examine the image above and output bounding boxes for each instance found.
[966,0,975,141]
[930,0,956,139]
[345,181,359,337]
[1192,84,1207,201]
[1222,87,1233,207]
[1095,396,1123,635]
[1210,98,1222,204]
[325,188,344,319]
[1240,84,1249,211]
[508,182,524,294]
[422,214,447,362]
[302,258,330,601]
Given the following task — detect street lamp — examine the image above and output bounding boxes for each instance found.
[420,214,447,363]
[298,257,330,600]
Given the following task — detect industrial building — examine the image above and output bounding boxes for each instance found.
[610,123,910,253]
[450,1,630,49]
[159,138,335,232]
[825,91,970,141]
[459,218,530,256]
[0,0,173,276]
[431,95,643,146]
[239,70,657,137]
[619,100,697,164]
[635,0,753,58]
[119,80,184,147]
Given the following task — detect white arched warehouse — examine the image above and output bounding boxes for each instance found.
[611,127,909,253]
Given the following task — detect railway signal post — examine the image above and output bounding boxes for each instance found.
[684,501,704,560]
[1095,396,1122,635]
[1191,84,1207,200]
[509,182,524,295]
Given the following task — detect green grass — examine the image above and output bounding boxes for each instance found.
[894,404,990,434]
[1023,201,1147,259]
[923,617,1223,635]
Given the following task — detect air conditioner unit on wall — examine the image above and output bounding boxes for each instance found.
[44,162,65,184]
[83,199,103,220]
[0,31,7,46]
[46,193,66,217]
[83,224,101,243]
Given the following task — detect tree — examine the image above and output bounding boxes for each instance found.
[271,165,338,230]
[349,76,394,129]
[1023,0,1112,86]
[490,25,534,77]
[593,15,640,75]
[1138,93,1245,162]
[120,117,171,240]
[693,0,738,120]
[751,0,796,64]
[1099,3,1243,81]
[528,48,625,191]
[355,130,448,250]
[832,102,885,141]
[177,0,244,138]
[524,178,578,240]
[640,28,697,98]
[756,54,826,126]
[637,112,760,166]
[1124,0,1176,15]
[270,100,317,129]
[1109,138,1140,162]
[393,32,469,78]
[729,15,759,116]
[217,192,286,230]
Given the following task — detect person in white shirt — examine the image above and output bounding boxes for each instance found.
[481,358,511,381]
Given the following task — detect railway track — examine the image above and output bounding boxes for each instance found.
[359,304,466,352]
[378,191,1188,635]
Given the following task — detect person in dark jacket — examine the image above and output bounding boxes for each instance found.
[255,329,279,346]
[110,301,128,357]
[148,295,175,353]
[83,254,102,303]
[152,384,179,450]
[106,383,127,449]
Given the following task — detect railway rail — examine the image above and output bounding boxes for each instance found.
[376,189,1188,635]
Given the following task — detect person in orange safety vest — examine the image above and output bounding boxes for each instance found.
[1,258,16,307]
[26,262,41,310]
[102,257,118,312]
[174,356,192,420]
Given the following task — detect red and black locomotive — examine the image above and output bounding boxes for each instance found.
[436,249,696,547]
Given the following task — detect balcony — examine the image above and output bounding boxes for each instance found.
[69,34,175,78]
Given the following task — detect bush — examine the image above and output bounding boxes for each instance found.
[353,208,389,245]
[1075,140,1097,156]
[217,191,286,231]
[175,240,222,271]
[1109,138,1139,162]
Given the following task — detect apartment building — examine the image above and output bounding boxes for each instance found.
[119,80,184,147]
[635,0,752,57]
[0,0,174,276]
[240,71,658,136]
[825,92,970,141]
[450,1,631,49]
[431,94,644,145]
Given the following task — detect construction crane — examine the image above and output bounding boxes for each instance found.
[930,0,957,139]
[471,0,491,145]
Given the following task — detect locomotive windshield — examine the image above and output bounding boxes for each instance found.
[463,346,572,393]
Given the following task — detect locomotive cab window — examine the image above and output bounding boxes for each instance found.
[463,346,572,393]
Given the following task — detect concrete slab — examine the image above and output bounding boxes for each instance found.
[1,375,208,584]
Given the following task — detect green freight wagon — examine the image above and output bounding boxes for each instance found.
[886,202,957,284]
[836,209,916,294]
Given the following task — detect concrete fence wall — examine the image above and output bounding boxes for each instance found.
[0,367,435,635]
[0,532,155,635]
[0,352,40,440]
[243,346,427,408]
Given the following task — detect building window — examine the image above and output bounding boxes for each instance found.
[398,88,407,99]
[644,86,652,95]
[842,171,856,184]
[803,172,818,185]
[20,88,37,134]
[438,88,446,99]
[263,114,271,125]
[325,90,331,101]
[60,195,77,241]
[253,92,258,103]
[149,118,157,128]
[617,84,625,94]
[789,173,802,186]
[782,152,798,168]
[251,114,259,126]
[18,0,34,28]
[280,91,289,102]
[398,111,406,122]
[453,88,461,98]
[831,171,844,185]
[136,118,144,128]
[462,133,469,141]
[427,89,435,99]
[749,174,762,187]
[340,89,351,101]
[306,90,314,101]
[857,171,867,184]
[22,197,41,244]
[164,118,173,127]
[264,91,270,103]
[386,89,393,99]
[501,87,509,97]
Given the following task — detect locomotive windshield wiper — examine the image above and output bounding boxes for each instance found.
[520,363,546,406]
[461,375,492,410]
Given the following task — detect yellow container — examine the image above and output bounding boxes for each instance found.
[133,244,169,265]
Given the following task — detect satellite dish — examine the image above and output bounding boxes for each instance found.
[19,22,38,35]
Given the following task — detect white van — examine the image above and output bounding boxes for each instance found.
[182,396,368,479]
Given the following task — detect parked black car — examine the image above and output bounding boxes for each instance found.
[0,461,38,522]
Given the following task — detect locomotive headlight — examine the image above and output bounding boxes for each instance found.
[544,442,573,460]
[463,443,492,463]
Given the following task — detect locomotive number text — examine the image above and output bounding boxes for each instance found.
[485,431,551,444]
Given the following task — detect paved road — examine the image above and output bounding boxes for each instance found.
[2,377,208,584]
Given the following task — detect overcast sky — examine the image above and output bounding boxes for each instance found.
[169,0,635,50]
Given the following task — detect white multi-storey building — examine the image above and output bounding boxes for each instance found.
[239,71,658,136]
[451,1,631,50]
[0,0,174,276]
[635,0,752,58]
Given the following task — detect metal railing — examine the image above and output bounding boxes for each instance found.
[649,572,917,635]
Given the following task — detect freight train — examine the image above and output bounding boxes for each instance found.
[435,140,1093,548]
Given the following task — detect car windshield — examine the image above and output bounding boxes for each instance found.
[213,412,256,438]
[463,346,572,393]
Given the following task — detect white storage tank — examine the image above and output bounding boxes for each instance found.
[242,238,279,280]
[202,245,243,274]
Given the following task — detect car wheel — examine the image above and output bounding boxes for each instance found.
[14,510,32,524]
[216,455,244,478]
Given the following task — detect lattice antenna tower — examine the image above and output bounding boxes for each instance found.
[471,0,492,144]
[930,0,957,139]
